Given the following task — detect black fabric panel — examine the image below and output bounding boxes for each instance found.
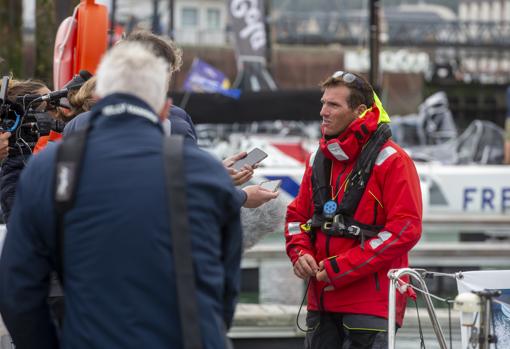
[169,90,323,124]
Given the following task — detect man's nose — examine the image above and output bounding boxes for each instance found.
[320,105,328,117]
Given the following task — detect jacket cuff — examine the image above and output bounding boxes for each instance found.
[235,188,248,208]
[324,256,342,288]
[289,248,314,265]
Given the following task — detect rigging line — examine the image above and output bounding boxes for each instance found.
[423,271,459,279]
[493,299,510,308]
[395,277,454,304]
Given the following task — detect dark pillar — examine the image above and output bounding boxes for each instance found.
[152,0,161,34]
[167,0,174,39]
[109,0,117,46]
[369,0,381,94]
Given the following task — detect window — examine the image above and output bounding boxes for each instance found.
[206,8,221,30]
[182,7,198,28]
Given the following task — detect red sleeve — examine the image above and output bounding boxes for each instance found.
[285,152,316,264]
[324,150,422,289]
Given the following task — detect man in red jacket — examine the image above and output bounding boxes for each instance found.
[285,71,422,348]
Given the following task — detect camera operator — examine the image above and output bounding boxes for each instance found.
[0,78,57,223]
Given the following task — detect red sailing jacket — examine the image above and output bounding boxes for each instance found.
[285,106,422,326]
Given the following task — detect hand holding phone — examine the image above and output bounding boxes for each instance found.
[260,179,282,192]
[231,148,268,171]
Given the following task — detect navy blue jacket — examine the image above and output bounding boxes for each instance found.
[63,104,247,206]
[0,94,242,349]
[63,104,198,141]
[0,106,196,223]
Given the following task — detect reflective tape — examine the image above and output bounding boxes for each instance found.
[377,231,392,242]
[375,146,397,166]
[369,238,384,250]
[327,143,349,161]
[288,222,302,236]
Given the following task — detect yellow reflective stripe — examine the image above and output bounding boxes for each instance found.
[300,223,311,232]
[368,190,383,208]
[343,324,387,332]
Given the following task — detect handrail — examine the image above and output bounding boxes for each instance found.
[388,268,448,349]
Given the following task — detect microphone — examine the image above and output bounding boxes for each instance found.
[39,70,94,102]
[15,94,43,105]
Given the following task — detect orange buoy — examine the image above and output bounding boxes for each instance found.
[53,9,78,90]
[74,0,108,76]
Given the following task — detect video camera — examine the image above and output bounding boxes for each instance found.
[0,71,91,154]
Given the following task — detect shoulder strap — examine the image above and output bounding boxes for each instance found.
[163,135,203,349]
[338,123,392,216]
[54,128,89,281]
[311,149,332,217]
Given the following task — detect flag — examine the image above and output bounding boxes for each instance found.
[183,58,241,99]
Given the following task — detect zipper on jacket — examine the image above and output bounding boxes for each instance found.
[326,235,331,257]
[374,272,380,291]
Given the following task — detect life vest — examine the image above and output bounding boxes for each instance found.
[310,123,392,242]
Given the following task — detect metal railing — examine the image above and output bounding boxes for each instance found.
[387,268,448,349]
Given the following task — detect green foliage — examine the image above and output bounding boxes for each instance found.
[0,0,22,77]
[36,0,58,86]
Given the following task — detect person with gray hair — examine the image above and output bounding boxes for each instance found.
[0,41,243,349]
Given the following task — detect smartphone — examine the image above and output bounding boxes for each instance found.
[260,179,282,192]
[232,148,268,171]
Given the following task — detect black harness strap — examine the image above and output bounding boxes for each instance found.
[54,128,89,281]
[163,135,203,349]
[310,123,392,240]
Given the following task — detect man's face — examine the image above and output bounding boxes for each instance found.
[320,85,358,137]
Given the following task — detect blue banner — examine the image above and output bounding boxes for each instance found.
[183,59,241,99]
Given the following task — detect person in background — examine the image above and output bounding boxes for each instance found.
[0,78,54,222]
[63,30,278,209]
[67,76,97,118]
[0,40,243,349]
[285,71,422,348]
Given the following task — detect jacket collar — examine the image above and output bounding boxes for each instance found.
[319,105,381,163]
[91,93,160,125]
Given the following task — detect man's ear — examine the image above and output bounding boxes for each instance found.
[158,98,172,121]
[356,104,368,116]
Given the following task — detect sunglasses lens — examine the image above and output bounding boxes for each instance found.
[332,70,344,79]
[342,73,356,84]
[331,71,358,85]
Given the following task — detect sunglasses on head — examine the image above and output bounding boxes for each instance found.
[332,70,360,85]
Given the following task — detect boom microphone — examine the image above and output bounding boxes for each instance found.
[38,70,93,102]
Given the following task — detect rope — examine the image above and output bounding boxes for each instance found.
[493,298,510,308]
[395,277,454,304]
[446,298,453,349]
[296,277,312,333]
[413,298,426,349]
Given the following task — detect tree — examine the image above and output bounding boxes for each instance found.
[0,0,22,77]
[35,0,79,86]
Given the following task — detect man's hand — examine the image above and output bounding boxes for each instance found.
[223,151,247,168]
[0,132,11,160]
[242,185,278,208]
[226,167,254,186]
[223,152,254,186]
[315,260,331,283]
[293,254,319,280]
